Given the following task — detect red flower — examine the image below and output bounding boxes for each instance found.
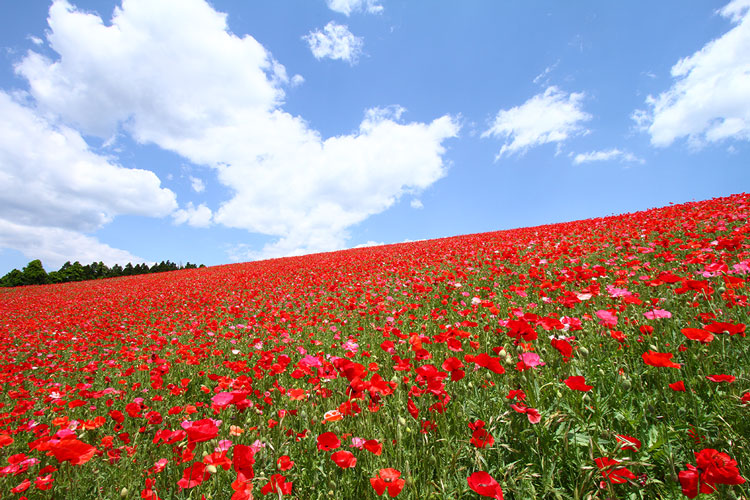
[48,438,97,465]
[642,350,681,369]
[331,450,357,468]
[678,464,701,498]
[34,474,54,491]
[696,449,746,487]
[364,439,383,456]
[614,434,641,452]
[510,403,541,424]
[261,474,293,496]
[595,457,636,484]
[182,419,219,444]
[706,374,735,383]
[669,380,686,392]
[177,462,209,490]
[679,449,746,498]
[316,432,340,451]
[470,428,495,449]
[370,468,405,497]
[232,445,256,481]
[467,471,504,499]
[11,478,31,493]
[563,376,593,392]
[681,328,714,343]
[277,455,294,471]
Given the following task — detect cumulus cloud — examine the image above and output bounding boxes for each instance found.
[326,0,383,16]
[482,86,591,158]
[304,22,364,64]
[172,202,212,228]
[0,91,176,266]
[0,219,146,269]
[637,0,750,147]
[17,0,458,260]
[410,199,423,209]
[572,148,645,165]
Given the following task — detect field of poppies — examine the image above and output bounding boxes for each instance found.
[0,193,748,500]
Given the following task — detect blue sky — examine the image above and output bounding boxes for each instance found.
[0,0,748,273]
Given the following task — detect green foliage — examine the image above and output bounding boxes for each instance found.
[0,258,205,287]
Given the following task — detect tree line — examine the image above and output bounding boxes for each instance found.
[0,259,205,287]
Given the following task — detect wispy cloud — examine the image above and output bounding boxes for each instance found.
[572,148,645,165]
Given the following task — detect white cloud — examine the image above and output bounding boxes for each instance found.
[0,218,146,269]
[0,90,177,266]
[482,86,591,158]
[17,0,458,261]
[326,0,383,16]
[353,240,384,248]
[172,202,212,227]
[290,74,305,87]
[410,199,423,209]
[189,175,205,193]
[16,0,286,139]
[638,0,750,147]
[572,148,645,165]
[304,22,363,64]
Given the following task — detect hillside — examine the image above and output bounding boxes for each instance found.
[0,193,748,499]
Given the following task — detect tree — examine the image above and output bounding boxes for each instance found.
[21,260,49,285]
[0,269,24,287]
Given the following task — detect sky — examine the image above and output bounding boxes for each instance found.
[0,0,749,273]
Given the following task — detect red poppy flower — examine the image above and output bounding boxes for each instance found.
[182,419,219,444]
[316,432,341,451]
[470,428,495,449]
[681,328,714,343]
[679,449,746,498]
[370,468,405,497]
[564,376,593,392]
[669,380,686,392]
[11,478,31,493]
[232,445,255,481]
[595,457,636,484]
[706,374,735,383]
[261,474,293,496]
[467,471,504,499]
[550,338,573,358]
[331,450,357,468]
[277,455,294,471]
[364,439,383,456]
[34,474,54,490]
[615,434,641,452]
[48,438,97,465]
[642,350,681,369]
[695,449,746,487]
[177,462,209,490]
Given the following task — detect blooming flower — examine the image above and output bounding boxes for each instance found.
[679,449,746,498]
[642,350,681,369]
[467,471,504,499]
[371,468,405,497]
[564,376,593,392]
[331,450,357,468]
